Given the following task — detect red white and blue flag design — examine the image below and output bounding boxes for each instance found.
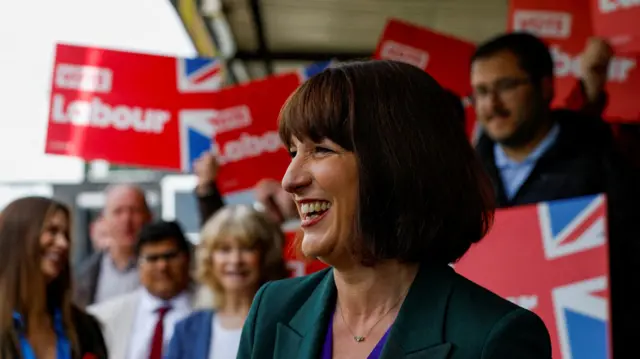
[177,57,224,93]
[297,60,334,82]
[456,194,610,359]
[178,109,218,172]
[180,60,333,175]
[45,44,227,169]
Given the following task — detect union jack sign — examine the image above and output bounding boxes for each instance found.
[176,57,224,93]
[456,194,610,358]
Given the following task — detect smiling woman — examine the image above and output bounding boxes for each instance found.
[278,60,491,267]
[165,204,289,359]
[237,60,552,359]
[0,197,107,358]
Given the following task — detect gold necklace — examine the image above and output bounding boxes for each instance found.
[337,286,410,343]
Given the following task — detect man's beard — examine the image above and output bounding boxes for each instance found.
[495,95,548,149]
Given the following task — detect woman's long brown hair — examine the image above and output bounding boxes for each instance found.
[0,197,80,357]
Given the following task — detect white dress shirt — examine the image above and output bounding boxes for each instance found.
[126,289,192,359]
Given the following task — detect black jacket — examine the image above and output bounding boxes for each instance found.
[475,109,617,207]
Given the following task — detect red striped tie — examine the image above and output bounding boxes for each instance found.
[148,305,171,359]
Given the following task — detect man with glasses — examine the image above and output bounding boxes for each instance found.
[88,221,194,359]
[470,32,638,358]
[470,32,616,206]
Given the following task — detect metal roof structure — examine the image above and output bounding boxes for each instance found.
[172,0,508,78]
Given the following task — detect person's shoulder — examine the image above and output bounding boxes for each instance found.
[449,270,521,318]
[238,268,332,356]
[182,308,216,321]
[86,290,139,321]
[71,305,102,330]
[175,309,215,334]
[447,270,551,356]
[71,305,109,357]
[553,109,613,149]
[72,306,105,338]
[269,267,330,288]
[261,267,331,298]
[253,268,332,318]
[75,252,103,277]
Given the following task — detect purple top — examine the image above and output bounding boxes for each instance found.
[319,313,391,359]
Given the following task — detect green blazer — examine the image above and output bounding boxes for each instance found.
[237,264,551,359]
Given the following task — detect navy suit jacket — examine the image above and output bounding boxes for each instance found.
[166,310,215,359]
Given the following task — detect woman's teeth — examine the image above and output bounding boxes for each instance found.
[301,201,331,218]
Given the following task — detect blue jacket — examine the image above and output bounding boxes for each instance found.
[166,310,215,359]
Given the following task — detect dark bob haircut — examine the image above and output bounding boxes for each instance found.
[279,60,495,265]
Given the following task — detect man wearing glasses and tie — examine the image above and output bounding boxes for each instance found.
[88,221,194,359]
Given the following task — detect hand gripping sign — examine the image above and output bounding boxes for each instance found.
[509,0,640,122]
[590,0,640,54]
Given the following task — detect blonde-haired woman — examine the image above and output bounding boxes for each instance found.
[166,204,289,359]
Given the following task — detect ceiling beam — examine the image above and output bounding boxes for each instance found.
[247,0,273,74]
[232,50,373,62]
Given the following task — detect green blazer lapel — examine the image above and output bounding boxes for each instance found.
[274,323,303,359]
[380,264,455,359]
[274,268,336,359]
[382,341,452,359]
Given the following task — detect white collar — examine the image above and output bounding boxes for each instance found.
[138,288,192,314]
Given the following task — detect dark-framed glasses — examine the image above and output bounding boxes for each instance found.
[139,249,182,264]
[470,77,531,103]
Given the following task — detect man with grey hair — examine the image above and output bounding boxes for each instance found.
[74,155,226,308]
[74,184,152,308]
